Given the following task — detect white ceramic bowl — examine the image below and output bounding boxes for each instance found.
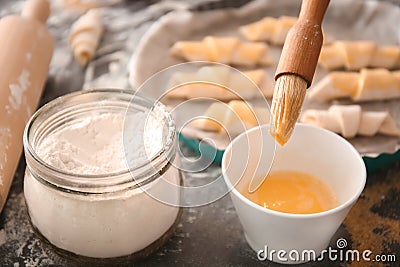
[222,124,366,264]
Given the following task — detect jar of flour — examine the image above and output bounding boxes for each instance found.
[23,89,181,261]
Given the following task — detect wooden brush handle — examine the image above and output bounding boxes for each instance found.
[275,0,330,87]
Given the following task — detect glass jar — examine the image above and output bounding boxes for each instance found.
[23,89,181,261]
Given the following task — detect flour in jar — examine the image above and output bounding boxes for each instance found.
[37,111,165,175]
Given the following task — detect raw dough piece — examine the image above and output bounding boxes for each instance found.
[69,9,104,67]
[319,41,400,70]
[239,16,296,45]
[167,66,273,100]
[63,0,99,12]
[239,16,331,45]
[192,100,270,136]
[301,105,400,138]
[170,36,273,67]
[309,68,400,102]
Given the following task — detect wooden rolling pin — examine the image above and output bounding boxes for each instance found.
[0,0,54,212]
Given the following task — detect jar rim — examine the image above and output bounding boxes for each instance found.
[23,89,176,193]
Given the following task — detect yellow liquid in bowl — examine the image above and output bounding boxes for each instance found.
[240,171,338,214]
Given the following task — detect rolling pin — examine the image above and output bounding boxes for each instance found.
[0,0,54,212]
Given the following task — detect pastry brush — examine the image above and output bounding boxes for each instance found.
[270,0,330,146]
[248,0,329,193]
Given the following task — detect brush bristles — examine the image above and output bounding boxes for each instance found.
[270,75,307,146]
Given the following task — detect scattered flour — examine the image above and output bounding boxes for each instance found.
[8,69,30,110]
[25,52,32,62]
[37,111,165,175]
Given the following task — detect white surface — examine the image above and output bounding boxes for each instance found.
[222,124,366,264]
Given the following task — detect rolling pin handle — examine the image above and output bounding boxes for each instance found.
[21,0,50,24]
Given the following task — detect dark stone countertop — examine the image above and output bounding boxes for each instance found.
[0,0,399,266]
